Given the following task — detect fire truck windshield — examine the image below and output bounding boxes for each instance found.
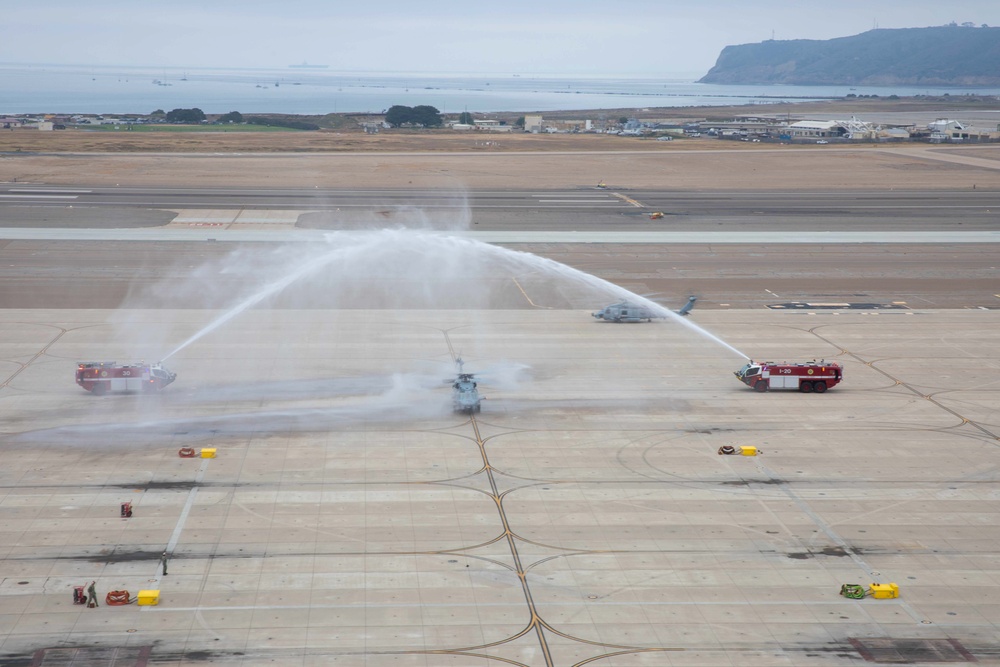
[737,363,761,378]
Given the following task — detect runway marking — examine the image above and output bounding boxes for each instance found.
[0,194,78,199]
[765,289,780,298]
[611,192,644,207]
[511,277,551,309]
[467,415,554,666]
[753,457,927,624]
[137,599,897,612]
[8,188,91,193]
[3,229,1000,243]
[0,327,67,388]
[143,456,211,609]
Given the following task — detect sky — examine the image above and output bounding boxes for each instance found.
[1,0,997,77]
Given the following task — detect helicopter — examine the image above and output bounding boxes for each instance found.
[448,357,483,414]
[592,296,697,323]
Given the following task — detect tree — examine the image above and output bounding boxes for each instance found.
[411,105,442,127]
[384,105,412,127]
[384,105,442,128]
[458,111,474,125]
[514,116,525,129]
[618,116,629,125]
[217,111,243,124]
[165,108,206,123]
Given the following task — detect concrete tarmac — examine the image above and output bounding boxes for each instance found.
[0,234,996,310]
[1,168,999,664]
[1,307,998,666]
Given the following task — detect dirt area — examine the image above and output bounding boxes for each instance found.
[3,97,1000,190]
[0,127,747,154]
[3,143,1000,190]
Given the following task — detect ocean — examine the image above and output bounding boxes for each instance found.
[3,63,1000,116]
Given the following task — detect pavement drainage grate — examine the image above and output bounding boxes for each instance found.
[849,638,976,663]
[32,645,152,666]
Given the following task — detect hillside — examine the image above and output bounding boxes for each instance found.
[698,26,1000,86]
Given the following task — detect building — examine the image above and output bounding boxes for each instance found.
[926,119,994,142]
[787,118,876,140]
[523,114,543,133]
[473,119,511,132]
[787,120,844,139]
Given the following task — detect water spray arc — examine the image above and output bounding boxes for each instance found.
[161,232,388,360]
[158,229,748,362]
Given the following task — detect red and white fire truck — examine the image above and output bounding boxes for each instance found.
[734,360,843,393]
[76,361,176,395]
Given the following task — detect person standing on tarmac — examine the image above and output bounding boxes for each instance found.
[86,581,98,607]
[160,551,168,576]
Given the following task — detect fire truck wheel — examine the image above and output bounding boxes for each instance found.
[91,384,107,396]
[799,382,813,393]
[754,381,768,392]
[813,381,828,393]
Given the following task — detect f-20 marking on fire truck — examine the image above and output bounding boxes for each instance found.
[734,360,842,393]
[76,361,177,395]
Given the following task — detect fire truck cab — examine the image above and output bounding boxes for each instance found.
[735,360,842,393]
[76,361,176,395]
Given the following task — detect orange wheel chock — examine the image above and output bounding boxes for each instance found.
[178,447,196,458]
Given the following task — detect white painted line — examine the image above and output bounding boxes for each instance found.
[143,456,211,609]
[0,194,78,199]
[611,193,644,207]
[8,188,92,193]
[140,599,913,613]
[3,229,1000,244]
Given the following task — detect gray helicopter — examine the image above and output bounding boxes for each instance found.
[449,357,482,414]
[592,296,697,323]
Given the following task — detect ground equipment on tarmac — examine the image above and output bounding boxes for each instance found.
[840,584,867,599]
[76,361,176,395]
[734,360,843,393]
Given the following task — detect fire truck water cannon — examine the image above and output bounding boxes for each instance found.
[734,360,843,393]
[76,361,177,395]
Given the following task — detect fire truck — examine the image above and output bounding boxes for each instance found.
[734,360,842,393]
[76,361,176,395]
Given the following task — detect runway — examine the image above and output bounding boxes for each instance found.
[1,184,999,231]
[0,230,996,310]
[1,178,999,666]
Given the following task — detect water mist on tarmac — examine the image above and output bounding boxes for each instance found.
[150,228,748,362]
[32,213,751,448]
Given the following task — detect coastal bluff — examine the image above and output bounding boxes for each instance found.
[698,26,1000,86]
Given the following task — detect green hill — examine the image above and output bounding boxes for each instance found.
[698,26,1000,86]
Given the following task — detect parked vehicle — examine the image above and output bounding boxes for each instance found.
[734,360,842,393]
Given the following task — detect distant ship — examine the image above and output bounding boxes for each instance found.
[289,62,329,69]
